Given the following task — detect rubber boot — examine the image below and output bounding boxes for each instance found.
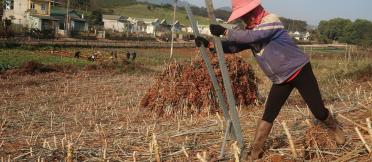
[323,113,346,145]
[246,120,273,161]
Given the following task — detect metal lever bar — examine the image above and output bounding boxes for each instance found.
[204,0,244,149]
[185,3,231,124]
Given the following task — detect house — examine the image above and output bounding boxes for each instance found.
[2,0,58,31]
[103,15,133,33]
[171,20,182,33]
[51,8,88,34]
[303,32,310,41]
[103,15,161,36]
[157,19,182,33]
[289,31,310,41]
[133,18,160,35]
[157,19,171,32]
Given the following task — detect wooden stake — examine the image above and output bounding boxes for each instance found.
[282,122,298,158]
[355,127,371,153]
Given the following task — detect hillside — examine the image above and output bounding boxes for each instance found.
[94,0,137,8]
[92,0,211,25]
[55,0,308,30]
[60,0,229,25]
[109,3,210,25]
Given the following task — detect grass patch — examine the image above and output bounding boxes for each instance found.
[0,49,91,71]
[333,61,372,81]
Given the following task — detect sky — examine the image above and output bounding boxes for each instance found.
[186,0,372,25]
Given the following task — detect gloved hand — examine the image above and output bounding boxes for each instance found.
[210,24,226,36]
[195,36,209,47]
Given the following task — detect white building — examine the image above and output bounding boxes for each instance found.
[103,15,132,33]
[2,0,58,31]
[289,31,311,41]
[134,18,160,35]
[103,15,161,36]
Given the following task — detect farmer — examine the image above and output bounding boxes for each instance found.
[126,51,131,61]
[74,51,81,59]
[194,0,346,160]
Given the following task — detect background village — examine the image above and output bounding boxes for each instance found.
[1,0,310,42]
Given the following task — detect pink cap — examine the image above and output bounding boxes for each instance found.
[228,0,261,23]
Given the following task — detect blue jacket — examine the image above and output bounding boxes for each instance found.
[223,14,309,84]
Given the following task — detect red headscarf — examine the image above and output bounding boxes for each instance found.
[245,5,269,30]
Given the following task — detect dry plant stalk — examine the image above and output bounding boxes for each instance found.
[367,118,372,140]
[196,151,207,162]
[182,145,189,158]
[140,55,259,116]
[53,135,57,149]
[66,142,74,162]
[355,127,371,153]
[133,151,137,162]
[232,141,240,162]
[150,133,161,162]
[103,139,108,159]
[338,114,369,131]
[305,119,313,127]
[282,121,298,158]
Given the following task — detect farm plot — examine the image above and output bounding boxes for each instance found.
[0,47,371,161]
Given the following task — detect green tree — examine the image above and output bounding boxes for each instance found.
[0,0,3,19]
[87,9,103,30]
[318,18,372,46]
[70,0,90,10]
[342,19,372,46]
[318,18,352,41]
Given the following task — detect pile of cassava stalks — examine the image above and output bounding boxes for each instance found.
[141,54,259,116]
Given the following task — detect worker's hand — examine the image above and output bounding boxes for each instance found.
[210,24,226,36]
[195,36,209,48]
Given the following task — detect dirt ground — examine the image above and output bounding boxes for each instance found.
[0,50,371,161]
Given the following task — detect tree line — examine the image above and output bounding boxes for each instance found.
[0,0,3,19]
[314,18,372,46]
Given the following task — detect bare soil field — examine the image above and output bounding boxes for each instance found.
[0,48,371,161]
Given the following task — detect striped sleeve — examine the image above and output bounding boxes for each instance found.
[226,14,284,43]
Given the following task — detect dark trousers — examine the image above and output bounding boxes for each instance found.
[262,63,329,123]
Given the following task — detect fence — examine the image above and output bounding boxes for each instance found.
[0,39,195,48]
[299,44,372,61]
